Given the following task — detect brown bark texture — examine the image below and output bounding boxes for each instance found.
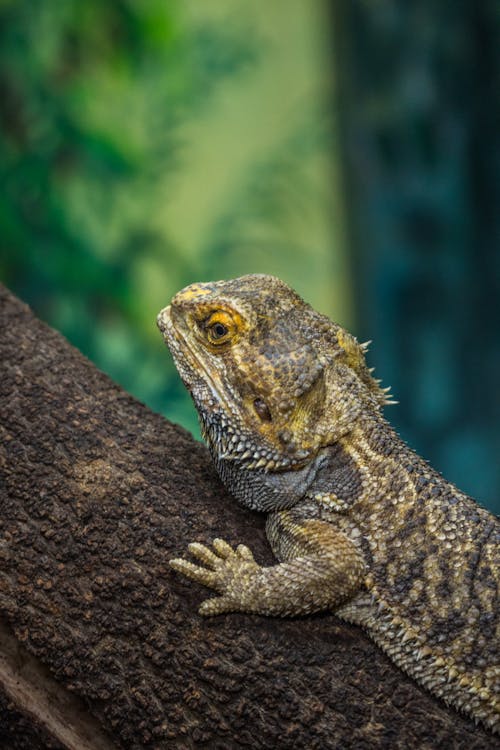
[0,284,497,750]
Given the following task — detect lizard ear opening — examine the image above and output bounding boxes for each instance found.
[253,398,272,422]
[289,366,326,433]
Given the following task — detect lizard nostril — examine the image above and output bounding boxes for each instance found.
[157,307,170,332]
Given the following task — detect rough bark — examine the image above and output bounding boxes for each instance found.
[0,284,496,750]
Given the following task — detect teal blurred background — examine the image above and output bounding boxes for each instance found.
[1,0,498,513]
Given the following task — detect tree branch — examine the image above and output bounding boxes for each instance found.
[0,285,495,749]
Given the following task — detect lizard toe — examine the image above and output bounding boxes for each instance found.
[236,544,255,561]
[188,542,220,568]
[212,538,236,559]
[199,596,233,616]
[169,558,218,587]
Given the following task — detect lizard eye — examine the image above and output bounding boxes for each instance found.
[204,311,235,345]
[253,398,272,422]
[211,322,228,339]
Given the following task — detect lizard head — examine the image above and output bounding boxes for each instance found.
[158,274,390,472]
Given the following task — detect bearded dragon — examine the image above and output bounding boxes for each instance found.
[157,274,499,733]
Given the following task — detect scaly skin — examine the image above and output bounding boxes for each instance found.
[157,274,499,733]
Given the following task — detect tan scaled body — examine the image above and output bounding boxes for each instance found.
[157,274,499,733]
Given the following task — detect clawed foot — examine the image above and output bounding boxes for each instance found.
[170,538,261,615]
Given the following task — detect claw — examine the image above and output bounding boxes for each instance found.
[170,539,261,615]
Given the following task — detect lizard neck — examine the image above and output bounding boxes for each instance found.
[343,410,407,463]
[310,410,426,513]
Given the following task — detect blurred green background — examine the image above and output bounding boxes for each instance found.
[1,0,498,513]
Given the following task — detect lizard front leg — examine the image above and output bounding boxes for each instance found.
[169,512,365,616]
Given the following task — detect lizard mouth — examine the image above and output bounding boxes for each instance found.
[157,305,234,413]
[156,306,171,336]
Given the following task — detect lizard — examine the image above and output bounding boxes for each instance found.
[157,273,499,733]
